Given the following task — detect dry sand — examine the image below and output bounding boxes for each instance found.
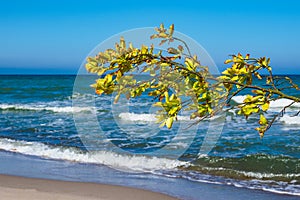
[0,174,178,200]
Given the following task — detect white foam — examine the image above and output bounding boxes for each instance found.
[237,170,300,179]
[232,179,300,196]
[232,95,300,109]
[261,188,300,196]
[118,113,157,122]
[0,104,92,113]
[118,112,214,123]
[0,138,187,172]
[279,115,300,125]
[231,95,246,104]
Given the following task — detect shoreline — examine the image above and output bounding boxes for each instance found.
[0,174,179,200]
[1,150,299,200]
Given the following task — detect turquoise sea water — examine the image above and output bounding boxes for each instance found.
[0,75,299,198]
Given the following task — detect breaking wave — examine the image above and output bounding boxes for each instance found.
[0,138,187,172]
[0,103,92,113]
[232,95,300,108]
[118,112,191,122]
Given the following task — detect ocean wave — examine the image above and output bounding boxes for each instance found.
[186,154,300,182]
[118,112,192,122]
[118,113,157,122]
[0,138,187,172]
[154,169,300,196]
[0,103,93,113]
[279,115,300,125]
[1,137,299,196]
[118,112,224,122]
[232,95,300,108]
[175,154,300,196]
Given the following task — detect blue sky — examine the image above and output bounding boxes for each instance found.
[0,0,300,74]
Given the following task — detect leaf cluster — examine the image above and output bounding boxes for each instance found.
[86,23,300,137]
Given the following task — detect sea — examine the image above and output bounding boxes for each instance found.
[0,74,299,200]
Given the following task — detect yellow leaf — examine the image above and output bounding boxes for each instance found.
[254,72,262,79]
[150,69,155,76]
[141,45,148,54]
[169,107,178,115]
[159,23,165,31]
[114,94,120,104]
[193,55,198,61]
[185,58,195,71]
[252,90,264,95]
[158,32,168,38]
[120,37,126,49]
[106,74,113,83]
[160,63,169,67]
[224,59,232,64]
[232,76,239,81]
[96,89,104,95]
[154,102,163,107]
[259,114,267,125]
[239,68,247,74]
[251,95,263,102]
[166,117,174,129]
[190,112,198,119]
[169,94,175,101]
[159,122,165,128]
[169,24,174,36]
[150,34,159,39]
[164,91,169,103]
[221,70,230,76]
[116,70,122,80]
[261,102,270,111]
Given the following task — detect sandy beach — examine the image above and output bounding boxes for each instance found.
[0,174,178,200]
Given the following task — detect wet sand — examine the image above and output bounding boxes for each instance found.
[0,174,178,200]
